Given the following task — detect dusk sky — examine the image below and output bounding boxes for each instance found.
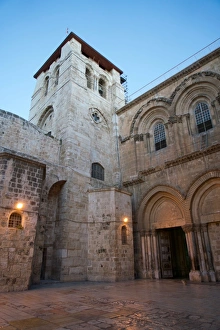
[0,0,220,120]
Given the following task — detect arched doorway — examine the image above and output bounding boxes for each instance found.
[138,187,190,279]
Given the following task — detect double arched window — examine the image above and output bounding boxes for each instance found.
[154,123,167,151]
[194,102,213,133]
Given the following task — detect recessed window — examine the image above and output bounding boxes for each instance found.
[8,212,22,228]
[91,163,104,181]
[154,123,167,151]
[85,68,92,89]
[98,78,106,98]
[121,225,127,245]
[195,102,213,133]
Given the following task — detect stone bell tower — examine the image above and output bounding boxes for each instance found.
[29,32,134,282]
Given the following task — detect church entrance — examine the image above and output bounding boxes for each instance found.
[158,227,190,279]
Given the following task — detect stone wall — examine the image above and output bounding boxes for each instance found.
[0,152,45,292]
[87,188,134,281]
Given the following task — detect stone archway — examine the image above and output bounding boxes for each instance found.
[137,186,190,279]
[186,173,220,282]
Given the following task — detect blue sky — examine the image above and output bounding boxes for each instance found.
[0,0,220,120]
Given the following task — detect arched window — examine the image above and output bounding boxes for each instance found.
[154,123,167,151]
[85,68,92,89]
[98,78,106,98]
[91,163,104,181]
[44,76,49,96]
[121,225,127,245]
[8,212,22,228]
[54,67,59,86]
[195,102,213,133]
[38,106,54,131]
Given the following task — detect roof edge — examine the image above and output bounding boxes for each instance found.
[34,32,123,78]
[117,47,220,114]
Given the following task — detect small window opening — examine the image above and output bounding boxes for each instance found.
[154,123,167,151]
[86,68,92,89]
[91,163,104,181]
[98,78,106,98]
[8,212,22,228]
[195,102,213,133]
[121,225,127,245]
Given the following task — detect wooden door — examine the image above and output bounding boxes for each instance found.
[158,231,173,278]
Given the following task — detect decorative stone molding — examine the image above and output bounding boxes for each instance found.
[165,144,220,169]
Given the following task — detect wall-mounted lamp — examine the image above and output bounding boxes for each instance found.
[16,202,24,210]
[123,217,128,223]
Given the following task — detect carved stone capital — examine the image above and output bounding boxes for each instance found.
[182,224,194,233]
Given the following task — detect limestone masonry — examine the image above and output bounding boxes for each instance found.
[0,32,219,291]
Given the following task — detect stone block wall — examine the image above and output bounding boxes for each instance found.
[87,188,134,281]
[0,152,45,292]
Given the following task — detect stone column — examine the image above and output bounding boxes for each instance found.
[182,224,201,282]
[201,224,216,282]
[140,231,147,278]
[152,230,160,279]
[194,224,210,282]
[146,230,153,278]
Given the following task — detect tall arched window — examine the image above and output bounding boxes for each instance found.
[85,68,92,89]
[44,76,49,96]
[121,225,127,245]
[195,102,213,133]
[98,78,106,98]
[154,123,167,151]
[8,212,22,228]
[91,163,104,181]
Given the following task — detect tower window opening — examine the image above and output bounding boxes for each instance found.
[86,68,92,89]
[98,78,106,98]
[44,76,49,96]
[54,67,59,86]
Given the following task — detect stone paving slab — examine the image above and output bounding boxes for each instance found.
[0,279,219,329]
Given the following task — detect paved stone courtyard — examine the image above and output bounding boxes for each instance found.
[0,279,219,329]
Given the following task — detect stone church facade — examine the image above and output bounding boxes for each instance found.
[0,32,219,292]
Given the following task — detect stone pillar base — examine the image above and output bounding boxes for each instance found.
[154,269,161,279]
[189,270,202,282]
[209,270,216,282]
[147,270,154,279]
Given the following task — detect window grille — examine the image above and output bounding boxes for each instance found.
[91,163,104,181]
[154,123,167,151]
[121,225,127,245]
[195,102,213,133]
[8,212,22,228]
